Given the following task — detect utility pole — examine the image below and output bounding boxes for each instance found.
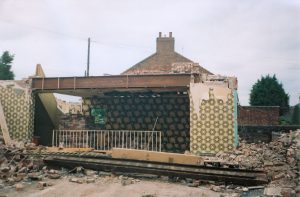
[86,37,91,77]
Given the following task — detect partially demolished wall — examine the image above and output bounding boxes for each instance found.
[58,75,238,154]
[189,76,238,154]
[81,93,190,153]
[0,80,34,141]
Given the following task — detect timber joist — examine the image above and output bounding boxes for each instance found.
[31,74,192,92]
[43,153,268,186]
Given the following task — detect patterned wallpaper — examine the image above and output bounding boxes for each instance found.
[81,94,190,153]
[0,81,34,141]
[189,83,237,154]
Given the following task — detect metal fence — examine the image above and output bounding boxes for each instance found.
[52,130,161,152]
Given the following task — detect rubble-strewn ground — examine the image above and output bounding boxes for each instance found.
[1,176,222,197]
[0,130,299,197]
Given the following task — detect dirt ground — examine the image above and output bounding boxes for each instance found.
[0,177,223,197]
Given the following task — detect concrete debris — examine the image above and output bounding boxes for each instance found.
[160,176,169,181]
[15,183,24,191]
[84,169,97,176]
[69,177,83,184]
[28,172,43,181]
[119,175,137,186]
[98,171,112,177]
[37,181,48,190]
[47,173,61,179]
[86,177,95,183]
[69,177,96,184]
[210,185,222,192]
[0,130,299,196]
[121,179,133,186]
[242,187,248,192]
[281,188,296,197]
[141,194,157,197]
[0,143,46,187]
[216,130,300,192]
[264,187,282,196]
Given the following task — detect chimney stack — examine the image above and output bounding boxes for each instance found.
[156,32,175,54]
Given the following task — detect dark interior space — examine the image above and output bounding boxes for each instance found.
[34,95,55,146]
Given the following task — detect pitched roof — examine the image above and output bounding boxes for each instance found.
[122,32,212,75]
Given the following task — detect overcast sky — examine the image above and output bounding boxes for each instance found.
[0,0,299,105]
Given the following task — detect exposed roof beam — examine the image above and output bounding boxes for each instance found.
[31,74,192,92]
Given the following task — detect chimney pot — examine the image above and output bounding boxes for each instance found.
[156,32,175,53]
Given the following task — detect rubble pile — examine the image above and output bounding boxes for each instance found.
[217,130,300,190]
[0,142,50,188]
[0,130,299,196]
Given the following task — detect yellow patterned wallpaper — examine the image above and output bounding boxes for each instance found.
[189,83,236,154]
[0,81,34,141]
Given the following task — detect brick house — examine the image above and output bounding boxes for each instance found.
[122,32,212,75]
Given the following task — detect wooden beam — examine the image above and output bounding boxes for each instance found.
[47,147,93,152]
[111,148,204,166]
[0,101,11,145]
[31,74,192,91]
[44,155,268,186]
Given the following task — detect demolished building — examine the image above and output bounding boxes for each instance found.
[29,32,238,154]
[2,33,300,195]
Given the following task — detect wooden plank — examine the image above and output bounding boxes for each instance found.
[111,148,204,166]
[93,150,112,154]
[0,101,11,145]
[47,147,93,152]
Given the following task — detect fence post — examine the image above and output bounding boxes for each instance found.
[159,132,161,152]
[52,130,54,147]
[86,130,89,148]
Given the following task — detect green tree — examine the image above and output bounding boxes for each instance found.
[0,51,15,80]
[250,75,289,113]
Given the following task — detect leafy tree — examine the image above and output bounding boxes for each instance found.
[0,51,15,80]
[250,75,289,113]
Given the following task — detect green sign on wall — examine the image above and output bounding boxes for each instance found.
[91,108,106,125]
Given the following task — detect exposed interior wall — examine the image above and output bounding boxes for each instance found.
[79,92,190,153]
[34,95,55,146]
[58,114,86,130]
[34,64,59,128]
[189,82,237,154]
[37,93,59,128]
[0,80,34,141]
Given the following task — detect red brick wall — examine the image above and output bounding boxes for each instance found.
[238,106,279,126]
[58,114,86,130]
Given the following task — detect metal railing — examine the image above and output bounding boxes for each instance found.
[52,130,161,152]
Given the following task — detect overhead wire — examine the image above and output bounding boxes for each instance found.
[0,18,153,52]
